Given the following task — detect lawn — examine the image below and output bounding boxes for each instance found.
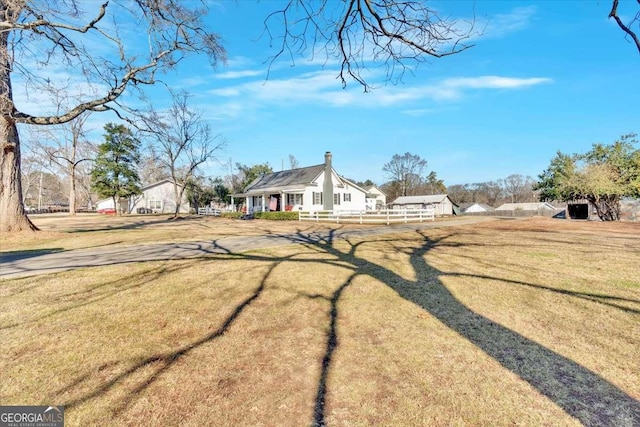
[1,217,639,426]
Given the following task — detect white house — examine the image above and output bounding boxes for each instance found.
[231,152,368,213]
[96,179,190,214]
[495,202,556,211]
[390,194,459,216]
[364,185,387,210]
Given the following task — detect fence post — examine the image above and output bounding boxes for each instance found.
[404,210,407,223]
[386,210,390,225]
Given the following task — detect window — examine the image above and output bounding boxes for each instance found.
[149,200,162,210]
[333,193,341,205]
[288,194,303,205]
[343,193,351,202]
[313,192,323,205]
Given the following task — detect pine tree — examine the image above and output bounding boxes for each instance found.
[91,124,142,215]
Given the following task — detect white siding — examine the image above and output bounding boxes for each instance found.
[131,181,190,214]
[302,171,367,212]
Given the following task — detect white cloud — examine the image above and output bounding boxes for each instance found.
[206,70,553,110]
[481,6,538,39]
[215,69,266,79]
[442,76,552,90]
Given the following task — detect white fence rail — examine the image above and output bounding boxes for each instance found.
[197,207,221,216]
[299,209,435,224]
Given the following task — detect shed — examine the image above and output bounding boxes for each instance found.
[390,194,458,216]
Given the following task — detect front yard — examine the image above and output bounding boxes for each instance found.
[1,217,638,426]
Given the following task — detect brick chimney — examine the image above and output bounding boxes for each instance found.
[323,151,334,211]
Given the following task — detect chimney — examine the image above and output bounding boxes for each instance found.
[323,151,334,211]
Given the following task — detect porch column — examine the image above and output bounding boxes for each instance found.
[261,194,266,212]
[231,196,235,211]
[281,192,285,211]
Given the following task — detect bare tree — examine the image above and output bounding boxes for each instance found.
[382,152,429,197]
[138,146,170,187]
[609,0,640,53]
[32,112,95,215]
[500,174,536,203]
[137,91,226,218]
[264,0,476,90]
[288,154,300,169]
[19,139,46,208]
[1,1,225,232]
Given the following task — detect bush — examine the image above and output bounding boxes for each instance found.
[254,211,299,221]
[221,212,243,219]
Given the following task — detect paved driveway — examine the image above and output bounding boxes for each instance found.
[0,217,492,279]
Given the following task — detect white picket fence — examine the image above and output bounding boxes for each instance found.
[299,209,435,224]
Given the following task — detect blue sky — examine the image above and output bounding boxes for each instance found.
[24,0,638,187]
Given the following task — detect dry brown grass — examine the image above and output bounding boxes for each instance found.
[0,214,370,253]
[1,217,638,426]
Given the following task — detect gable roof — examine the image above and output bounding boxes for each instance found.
[460,202,494,211]
[495,202,556,211]
[142,179,183,191]
[339,176,368,194]
[364,185,387,196]
[243,164,325,194]
[391,194,451,205]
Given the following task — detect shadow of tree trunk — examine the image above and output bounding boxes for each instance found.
[312,274,357,427]
[298,229,640,427]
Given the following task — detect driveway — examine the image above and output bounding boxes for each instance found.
[0,217,492,279]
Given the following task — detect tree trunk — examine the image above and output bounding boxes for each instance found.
[173,180,181,219]
[0,27,38,232]
[69,168,77,216]
[68,141,77,216]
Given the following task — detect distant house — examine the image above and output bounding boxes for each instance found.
[390,194,459,216]
[96,179,190,214]
[460,202,494,213]
[364,185,387,210]
[231,152,368,213]
[495,202,556,211]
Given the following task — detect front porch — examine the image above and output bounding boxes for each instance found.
[231,191,305,214]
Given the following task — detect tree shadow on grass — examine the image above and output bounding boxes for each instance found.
[288,228,640,427]
[0,262,192,331]
[19,224,639,426]
[55,256,286,417]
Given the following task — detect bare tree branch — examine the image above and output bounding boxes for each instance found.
[609,0,640,53]
[264,0,477,90]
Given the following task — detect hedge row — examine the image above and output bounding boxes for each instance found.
[221,212,243,219]
[253,211,299,221]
